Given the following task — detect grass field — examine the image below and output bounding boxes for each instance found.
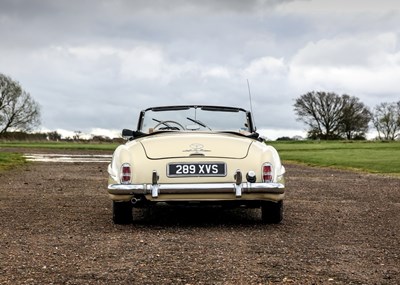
[1,140,400,176]
[268,140,400,176]
[0,152,27,171]
[0,142,118,170]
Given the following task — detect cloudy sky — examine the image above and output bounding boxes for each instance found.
[1,0,399,139]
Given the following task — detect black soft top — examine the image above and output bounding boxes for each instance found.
[143,105,248,113]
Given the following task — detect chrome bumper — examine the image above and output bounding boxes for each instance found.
[108,182,284,198]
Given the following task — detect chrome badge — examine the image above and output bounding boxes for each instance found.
[183,143,210,153]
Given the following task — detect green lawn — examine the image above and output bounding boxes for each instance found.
[268,140,400,175]
[0,152,27,171]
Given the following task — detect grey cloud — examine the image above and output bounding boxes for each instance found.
[1,0,400,138]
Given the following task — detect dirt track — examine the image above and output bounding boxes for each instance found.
[0,149,399,284]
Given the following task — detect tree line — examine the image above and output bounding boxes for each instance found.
[294,91,400,140]
[1,73,399,141]
[0,130,123,143]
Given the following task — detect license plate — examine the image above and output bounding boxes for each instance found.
[167,162,226,177]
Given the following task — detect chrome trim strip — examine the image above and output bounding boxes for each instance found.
[108,182,284,195]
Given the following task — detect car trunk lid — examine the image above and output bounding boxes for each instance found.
[139,132,252,159]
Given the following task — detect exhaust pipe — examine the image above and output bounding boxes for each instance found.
[131,197,141,205]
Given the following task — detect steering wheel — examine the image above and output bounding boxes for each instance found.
[153,120,185,131]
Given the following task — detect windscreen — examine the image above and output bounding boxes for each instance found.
[139,106,251,133]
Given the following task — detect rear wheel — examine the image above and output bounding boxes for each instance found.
[112,201,133,224]
[261,200,283,224]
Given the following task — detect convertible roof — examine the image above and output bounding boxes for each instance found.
[143,105,249,113]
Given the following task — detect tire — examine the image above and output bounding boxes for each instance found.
[261,200,283,224]
[112,201,133,224]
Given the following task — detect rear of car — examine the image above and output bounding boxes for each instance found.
[107,105,285,224]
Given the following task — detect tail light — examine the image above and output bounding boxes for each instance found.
[262,163,273,182]
[121,163,131,184]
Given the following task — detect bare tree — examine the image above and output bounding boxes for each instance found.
[372,101,400,140]
[294,91,345,139]
[340,95,372,140]
[294,91,371,140]
[0,73,41,134]
[73,130,82,141]
[47,131,62,141]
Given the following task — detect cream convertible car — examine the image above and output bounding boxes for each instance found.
[107,105,286,224]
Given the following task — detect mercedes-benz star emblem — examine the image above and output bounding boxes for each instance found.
[183,143,210,153]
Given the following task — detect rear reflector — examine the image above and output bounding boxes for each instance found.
[121,163,131,184]
[262,163,273,182]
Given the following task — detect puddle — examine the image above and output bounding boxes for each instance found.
[24,153,112,163]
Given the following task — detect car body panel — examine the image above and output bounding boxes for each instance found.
[108,132,285,185]
[140,132,251,159]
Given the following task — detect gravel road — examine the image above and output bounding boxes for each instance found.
[0,149,399,284]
